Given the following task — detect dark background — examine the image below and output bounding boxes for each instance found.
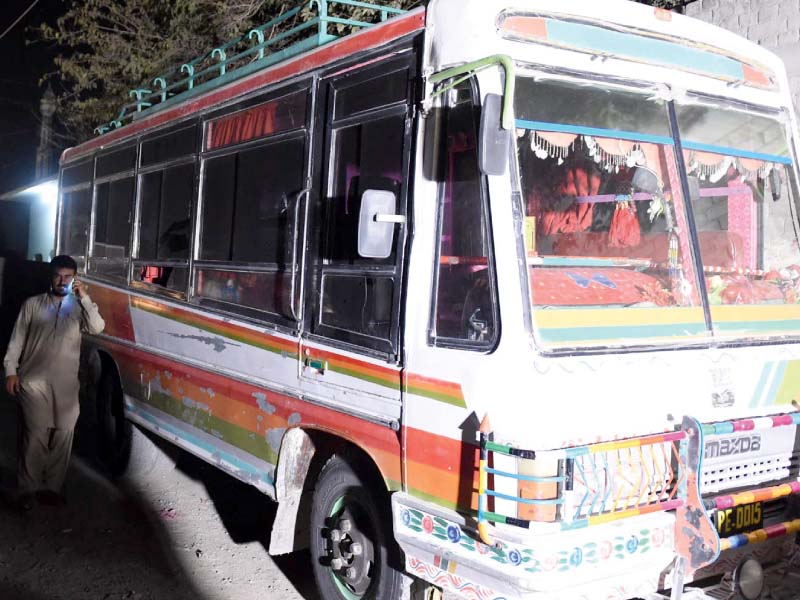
[0,0,61,194]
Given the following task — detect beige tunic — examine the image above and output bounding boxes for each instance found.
[3,292,105,430]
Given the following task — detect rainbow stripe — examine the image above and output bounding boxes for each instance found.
[131,296,297,357]
[131,295,466,406]
[533,306,707,347]
[719,518,800,551]
[711,304,800,337]
[707,481,800,511]
[702,412,800,436]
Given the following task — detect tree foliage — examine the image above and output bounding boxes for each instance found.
[38,0,683,143]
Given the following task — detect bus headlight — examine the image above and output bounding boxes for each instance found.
[518,457,559,522]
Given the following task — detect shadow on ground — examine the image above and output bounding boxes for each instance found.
[0,255,315,600]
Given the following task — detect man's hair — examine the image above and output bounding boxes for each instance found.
[50,255,78,273]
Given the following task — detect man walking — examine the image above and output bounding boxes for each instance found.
[3,255,105,509]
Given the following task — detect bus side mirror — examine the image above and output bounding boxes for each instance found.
[358,189,405,259]
[479,93,510,176]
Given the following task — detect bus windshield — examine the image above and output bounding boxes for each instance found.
[515,75,800,349]
[675,101,800,337]
[515,77,705,349]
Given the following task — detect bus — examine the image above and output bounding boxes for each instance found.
[56,0,800,598]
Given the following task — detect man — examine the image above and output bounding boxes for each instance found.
[3,255,105,510]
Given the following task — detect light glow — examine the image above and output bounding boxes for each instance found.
[22,180,59,205]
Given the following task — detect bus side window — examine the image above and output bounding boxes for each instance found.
[430,81,498,348]
[194,88,309,324]
[91,153,136,281]
[309,62,412,355]
[58,184,92,270]
[134,125,198,296]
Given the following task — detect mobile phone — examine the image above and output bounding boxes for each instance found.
[67,278,75,295]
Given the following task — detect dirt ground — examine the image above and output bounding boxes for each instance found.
[0,389,317,600]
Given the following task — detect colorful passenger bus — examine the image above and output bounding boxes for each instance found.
[57,0,800,598]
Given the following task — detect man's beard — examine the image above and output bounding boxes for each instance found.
[52,286,69,297]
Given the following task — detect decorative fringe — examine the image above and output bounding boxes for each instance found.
[529,131,575,165]
[584,136,645,173]
[684,151,776,183]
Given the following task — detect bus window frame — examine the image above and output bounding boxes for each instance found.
[131,121,201,300]
[57,157,95,271]
[427,75,501,352]
[87,142,138,284]
[511,65,708,355]
[512,64,800,355]
[302,53,417,361]
[190,81,313,330]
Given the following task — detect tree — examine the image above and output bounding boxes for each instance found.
[38,0,682,144]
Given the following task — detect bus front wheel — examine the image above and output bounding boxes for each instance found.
[310,453,404,600]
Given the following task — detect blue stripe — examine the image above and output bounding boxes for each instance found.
[749,362,775,408]
[546,19,745,82]
[515,119,674,146]
[484,467,566,483]
[764,361,788,407]
[682,141,792,165]
[537,322,708,343]
[127,401,273,484]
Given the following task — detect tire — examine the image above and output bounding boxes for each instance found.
[95,366,174,480]
[310,454,404,600]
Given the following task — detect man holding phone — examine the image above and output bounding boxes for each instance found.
[3,255,105,510]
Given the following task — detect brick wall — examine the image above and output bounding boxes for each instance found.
[685,0,800,110]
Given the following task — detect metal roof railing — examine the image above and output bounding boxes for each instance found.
[94,0,407,135]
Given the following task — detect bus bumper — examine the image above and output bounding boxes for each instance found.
[393,492,800,600]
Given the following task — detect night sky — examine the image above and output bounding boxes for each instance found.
[0,0,62,194]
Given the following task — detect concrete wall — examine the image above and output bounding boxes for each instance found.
[685,0,800,110]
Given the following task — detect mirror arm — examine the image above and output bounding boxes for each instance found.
[374,213,406,224]
[429,54,516,130]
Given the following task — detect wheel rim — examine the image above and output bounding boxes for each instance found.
[321,494,377,599]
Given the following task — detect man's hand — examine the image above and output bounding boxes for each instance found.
[72,278,87,299]
[5,375,20,396]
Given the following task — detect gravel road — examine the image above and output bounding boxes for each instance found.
[0,390,316,600]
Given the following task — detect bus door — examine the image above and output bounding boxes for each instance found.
[299,54,416,428]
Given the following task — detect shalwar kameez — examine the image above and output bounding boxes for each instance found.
[3,291,105,494]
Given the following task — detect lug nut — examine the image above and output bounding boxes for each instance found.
[330,557,343,570]
[345,567,357,579]
[339,519,352,533]
[330,529,342,543]
[350,542,363,556]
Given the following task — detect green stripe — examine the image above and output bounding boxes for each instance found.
[143,388,278,464]
[538,322,707,343]
[332,364,400,390]
[485,440,513,455]
[136,303,297,358]
[405,384,467,408]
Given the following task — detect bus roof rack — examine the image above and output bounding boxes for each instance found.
[94,0,407,136]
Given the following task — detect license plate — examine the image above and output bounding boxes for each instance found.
[715,502,763,536]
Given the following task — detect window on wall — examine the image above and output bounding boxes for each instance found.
[431,80,498,348]
[59,158,94,269]
[195,88,308,323]
[133,124,198,296]
[307,60,412,356]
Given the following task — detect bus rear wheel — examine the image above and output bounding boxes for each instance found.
[310,454,404,600]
